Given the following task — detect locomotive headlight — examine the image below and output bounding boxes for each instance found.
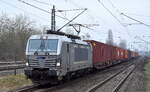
[56,59,61,67]
[26,62,29,66]
[56,62,61,66]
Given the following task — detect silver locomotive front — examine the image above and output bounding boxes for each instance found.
[24,34,64,81]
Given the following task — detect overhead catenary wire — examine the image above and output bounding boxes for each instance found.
[18,0,50,14]
[97,0,123,25]
[19,0,84,20]
[107,0,121,14]
[57,9,87,31]
[54,0,100,34]
[33,0,66,23]
[121,13,150,28]
[0,0,48,22]
[33,0,88,22]
[32,0,88,25]
[53,2,97,31]
[67,1,99,24]
[33,0,85,12]
[123,13,150,18]
[32,0,51,6]
[18,0,71,21]
[18,0,94,31]
[97,0,133,37]
[57,8,87,12]
[67,0,109,34]
[105,0,150,28]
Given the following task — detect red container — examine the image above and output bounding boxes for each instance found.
[86,40,117,68]
[85,40,133,69]
[124,50,128,59]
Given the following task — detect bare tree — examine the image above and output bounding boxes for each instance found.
[106,29,114,45]
[0,14,39,61]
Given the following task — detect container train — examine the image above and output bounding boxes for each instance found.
[24,31,139,83]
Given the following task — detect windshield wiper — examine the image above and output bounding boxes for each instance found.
[40,39,45,50]
[34,39,46,55]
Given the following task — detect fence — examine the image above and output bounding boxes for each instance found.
[0,61,25,76]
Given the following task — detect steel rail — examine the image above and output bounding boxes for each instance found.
[14,84,40,92]
[87,64,135,92]
[112,66,135,92]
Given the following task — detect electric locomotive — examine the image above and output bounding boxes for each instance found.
[24,31,92,83]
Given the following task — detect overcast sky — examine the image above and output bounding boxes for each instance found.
[0,0,150,52]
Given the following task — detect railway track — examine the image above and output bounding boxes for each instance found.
[87,64,135,92]
[14,83,40,92]
[14,82,57,92]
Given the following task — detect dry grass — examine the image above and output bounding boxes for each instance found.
[0,74,32,92]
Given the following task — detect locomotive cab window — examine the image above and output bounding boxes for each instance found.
[28,39,58,52]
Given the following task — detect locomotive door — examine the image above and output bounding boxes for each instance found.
[66,43,71,71]
[66,43,76,71]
